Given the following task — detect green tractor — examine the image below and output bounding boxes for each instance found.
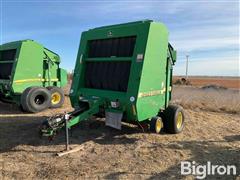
[0,40,67,113]
[40,20,185,140]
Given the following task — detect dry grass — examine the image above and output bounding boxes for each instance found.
[172,85,240,114]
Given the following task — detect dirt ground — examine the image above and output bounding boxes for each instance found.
[0,83,239,179]
[173,76,240,89]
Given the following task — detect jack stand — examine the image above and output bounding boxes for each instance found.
[65,117,69,151]
[56,114,86,157]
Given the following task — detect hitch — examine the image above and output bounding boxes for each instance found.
[40,113,69,137]
[39,98,103,152]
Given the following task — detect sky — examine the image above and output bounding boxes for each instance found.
[0,0,239,76]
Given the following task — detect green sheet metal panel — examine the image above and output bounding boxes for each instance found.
[12,40,44,93]
[136,22,169,121]
[60,68,68,87]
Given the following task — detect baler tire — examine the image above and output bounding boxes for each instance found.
[21,87,51,113]
[47,86,65,108]
[21,87,38,112]
[163,105,185,134]
[150,116,163,134]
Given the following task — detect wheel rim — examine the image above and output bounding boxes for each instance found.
[176,112,183,129]
[51,92,61,105]
[34,95,45,105]
[155,118,162,133]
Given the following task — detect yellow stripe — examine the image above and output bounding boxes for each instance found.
[14,78,58,83]
[138,88,166,98]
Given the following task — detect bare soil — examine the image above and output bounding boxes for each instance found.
[0,85,239,179]
[173,76,240,89]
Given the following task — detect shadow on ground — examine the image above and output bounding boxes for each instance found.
[146,139,240,179]
[0,116,142,154]
[103,138,239,179]
[0,101,23,114]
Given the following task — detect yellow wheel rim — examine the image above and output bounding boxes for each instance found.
[176,112,183,129]
[155,118,162,133]
[51,92,61,105]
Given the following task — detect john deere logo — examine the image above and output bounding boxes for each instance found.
[108,31,113,37]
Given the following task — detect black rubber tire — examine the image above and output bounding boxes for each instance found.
[20,87,37,112]
[150,116,163,134]
[47,86,65,108]
[163,105,185,134]
[21,87,51,113]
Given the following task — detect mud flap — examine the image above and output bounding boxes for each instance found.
[105,111,123,130]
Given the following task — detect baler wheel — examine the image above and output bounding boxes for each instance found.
[20,87,37,112]
[150,116,163,134]
[47,86,65,108]
[21,87,51,113]
[163,105,185,134]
